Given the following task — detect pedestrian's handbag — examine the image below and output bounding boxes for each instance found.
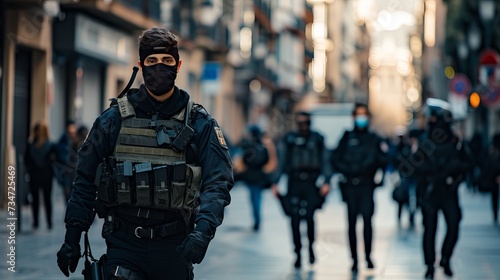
[82,231,107,280]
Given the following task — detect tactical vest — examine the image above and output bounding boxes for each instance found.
[97,96,202,211]
[339,131,379,171]
[288,133,323,171]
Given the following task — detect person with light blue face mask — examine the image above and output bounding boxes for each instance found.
[331,103,389,273]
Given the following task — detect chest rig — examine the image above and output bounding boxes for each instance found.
[288,133,322,171]
[97,95,202,211]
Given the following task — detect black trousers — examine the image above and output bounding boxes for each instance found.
[105,229,193,280]
[421,190,461,266]
[29,180,53,228]
[492,184,499,221]
[344,185,375,261]
[287,173,320,254]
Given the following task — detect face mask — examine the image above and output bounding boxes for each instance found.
[142,63,177,96]
[354,115,369,129]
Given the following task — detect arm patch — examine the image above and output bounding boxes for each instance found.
[214,127,228,150]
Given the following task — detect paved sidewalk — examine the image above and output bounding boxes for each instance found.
[0,180,499,280]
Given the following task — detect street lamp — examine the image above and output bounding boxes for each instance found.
[478,0,496,48]
[457,38,469,74]
[468,21,482,86]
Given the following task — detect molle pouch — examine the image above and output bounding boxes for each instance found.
[171,126,195,152]
[135,162,152,207]
[153,165,170,208]
[96,163,116,203]
[115,163,132,205]
[170,162,187,182]
[170,181,186,209]
[184,164,202,208]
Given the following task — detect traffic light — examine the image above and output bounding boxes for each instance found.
[469,92,480,108]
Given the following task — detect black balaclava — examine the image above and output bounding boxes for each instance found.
[139,45,180,96]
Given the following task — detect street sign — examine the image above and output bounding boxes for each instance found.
[478,49,500,106]
[449,73,471,97]
[201,62,221,97]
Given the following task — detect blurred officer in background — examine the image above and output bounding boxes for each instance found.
[408,98,471,279]
[233,125,278,231]
[272,111,330,268]
[56,27,233,280]
[331,103,388,272]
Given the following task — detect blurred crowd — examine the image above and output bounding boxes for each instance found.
[232,99,499,279]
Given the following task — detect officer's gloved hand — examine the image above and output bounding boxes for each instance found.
[177,231,211,264]
[57,241,81,277]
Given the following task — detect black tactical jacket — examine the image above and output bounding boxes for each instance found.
[331,128,388,181]
[64,85,233,242]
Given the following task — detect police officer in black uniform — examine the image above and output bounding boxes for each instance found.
[331,103,388,272]
[272,111,330,268]
[408,98,470,279]
[56,27,233,280]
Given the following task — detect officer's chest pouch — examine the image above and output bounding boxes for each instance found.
[115,163,132,205]
[135,162,152,207]
[184,164,202,207]
[153,165,170,207]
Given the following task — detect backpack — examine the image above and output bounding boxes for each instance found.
[240,139,269,168]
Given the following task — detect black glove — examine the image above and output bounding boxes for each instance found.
[57,241,81,277]
[177,231,211,264]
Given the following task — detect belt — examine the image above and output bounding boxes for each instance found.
[114,217,184,239]
[343,176,372,186]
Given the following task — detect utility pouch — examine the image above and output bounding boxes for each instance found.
[96,162,116,203]
[115,163,132,205]
[170,162,187,182]
[153,165,170,207]
[170,181,186,209]
[135,162,152,207]
[184,164,202,208]
[171,126,194,152]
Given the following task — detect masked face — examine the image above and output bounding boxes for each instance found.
[354,115,369,129]
[142,63,177,96]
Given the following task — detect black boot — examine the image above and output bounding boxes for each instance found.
[294,253,301,268]
[440,258,453,277]
[351,259,358,272]
[366,257,374,269]
[309,246,315,264]
[425,266,434,279]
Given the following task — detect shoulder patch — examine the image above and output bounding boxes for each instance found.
[214,126,228,150]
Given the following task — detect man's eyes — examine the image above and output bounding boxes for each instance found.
[147,58,173,63]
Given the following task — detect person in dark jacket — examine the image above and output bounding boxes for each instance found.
[272,111,330,268]
[55,120,79,204]
[24,122,59,230]
[56,27,233,280]
[407,98,471,279]
[233,125,278,231]
[331,103,388,272]
[481,133,500,223]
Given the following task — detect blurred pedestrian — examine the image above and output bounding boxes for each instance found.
[410,98,471,279]
[24,122,58,230]
[272,111,330,268]
[55,120,79,204]
[479,133,500,223]
[330,103,388,272]
[234,125,278,231]
[392,129,419,228]
[56,27,232,279]
[466,133,485,192]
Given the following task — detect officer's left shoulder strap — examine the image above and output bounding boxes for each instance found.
[171,99,199,125]
[109,92,136,119]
